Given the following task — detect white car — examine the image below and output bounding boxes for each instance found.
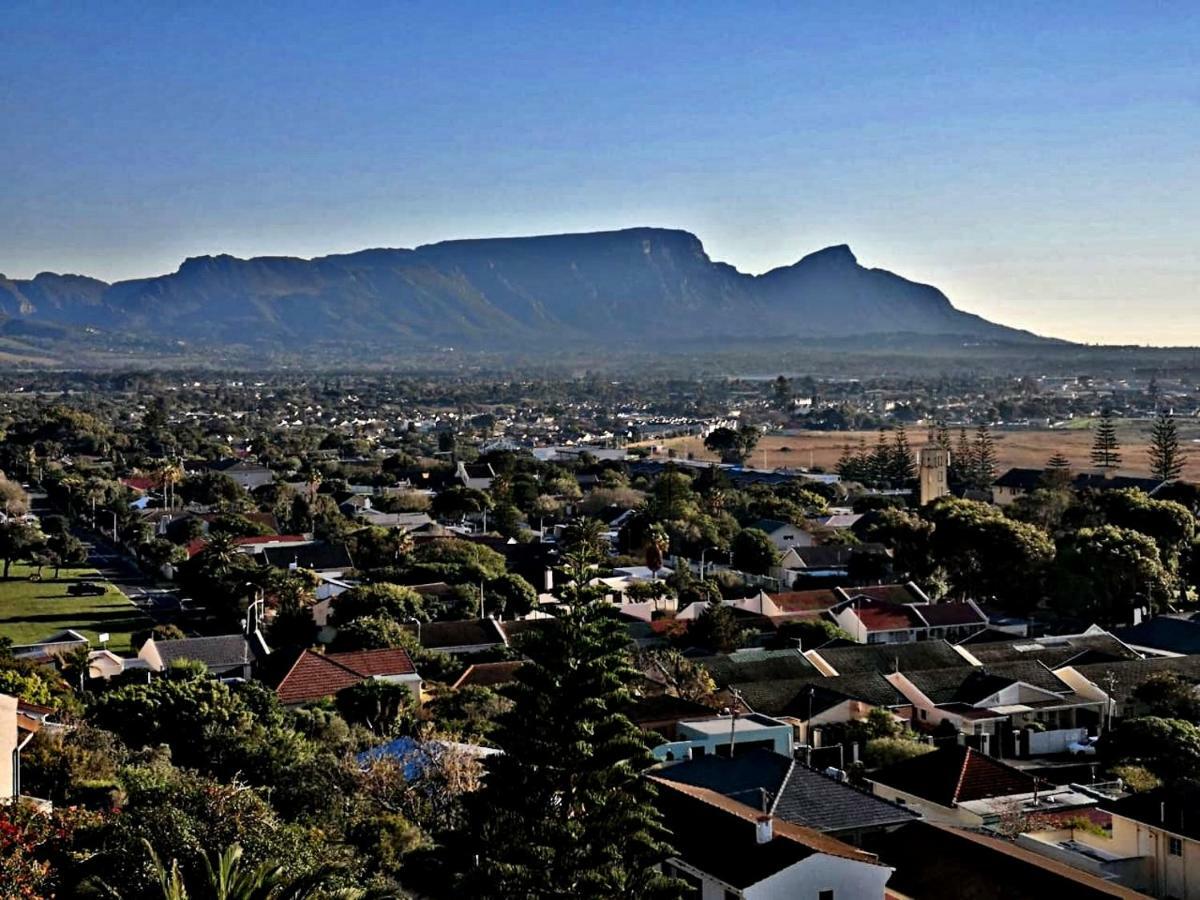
[1067,736,1098,757]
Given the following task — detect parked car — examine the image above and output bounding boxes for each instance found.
[1067,736,1098,757]
[67,582,106,596]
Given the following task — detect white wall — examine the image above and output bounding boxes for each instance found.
[744,853,891,899]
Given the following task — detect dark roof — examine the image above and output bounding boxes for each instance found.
[734,672,907,716]
[650,777,881,889]
[870,745,1037,806]
[814,640,971,676]
[656,750,917,834]
[1105,784,1200,841]
[1113,617,1200,655]
[150,634,261,669]
[902,661,1071,706]
[451,660,524,689]
[968,632,1140,668]
[404,618,507,651]
[993,467,1048,490]
[628,694,717,728]
[260,541,353,571]
[918,601,987,628]
[874,821,1147,899]
[1070,655,1200,708]
[698,649,816,688]
[788,545,857,568]
[1072,473,1165,493]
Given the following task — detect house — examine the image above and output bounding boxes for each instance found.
[867,745,1097,828]
[748,518,815,552]
[0,692,38,801]
[1113,616,1200,657]
[831,594,987,645]
[654,749,917,845]
[10,628,90,662]
[402,618,508,655]
[451,660,524,690]
[806,639,975,677]
[1054,655,1200,721]
[962,628,1141,669]
[628,694,719,742]
[697,649,817,689]
[260,541,354,576]
[650,776,894,899]
[651,713,794,763]
[1102,785,1200,899]
[207,458,275,491]
[454,461,495,491]
[874,820,1148,899]
[771,543,891,584]
[138,632,270,679]
[886,660,1104,755]
[731,672,911,745]
[992,467,1165,507]
[270,647,420,705]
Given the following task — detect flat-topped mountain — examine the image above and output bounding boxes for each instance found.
[0,227,1050,350]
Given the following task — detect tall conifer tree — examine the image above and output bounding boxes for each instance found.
[1149,410,1183,482]
[459,538,682,899]
[1091,408,1122,471]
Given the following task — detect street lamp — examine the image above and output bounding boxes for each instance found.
[700,545,722,580]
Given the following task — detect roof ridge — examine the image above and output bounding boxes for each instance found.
[951,745,973,804]
[770,759,795,816]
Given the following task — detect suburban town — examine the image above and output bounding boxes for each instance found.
[0,367,1197,897]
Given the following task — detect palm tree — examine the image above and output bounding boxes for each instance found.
[644,522,670,580]
[87,840,368,899]
[157,461,184,510]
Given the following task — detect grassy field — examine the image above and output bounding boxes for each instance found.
[0,564,150,653]
[645,419,1200,480]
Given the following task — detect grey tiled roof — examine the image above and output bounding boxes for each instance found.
[153,634,260,669]
[655,750,916,834]
[902,661,1071,705]
[1070,655,1200,707]
[967,633,1139,668]
[698,649,816,687]
[734,671,906,716]
[814,640,972,675]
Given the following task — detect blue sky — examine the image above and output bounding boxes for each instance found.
[2,2,1197,344]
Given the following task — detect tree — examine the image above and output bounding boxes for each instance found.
[485,573,538,618]
[0,521,43,579]
[730,527,777,576]
[1149,411,1184,482]
[1132,673,1200,723]
[702,426,759,465]
[637,649,716,705]
[972,425,997,488]
[336,679,414,734]
[47,531,87,578]
[431,486,491,521]
[458,544,681,898]
[561,517,608,561]
[1054,525,1171,622]
[643,523,669,576]
[890,424,915,484]
[689,602,746,654]
[1101,716,1200,783]
[1046,452,1071,472]
[1091,408,1122,471]
[859,507,936,581]
[953,427,974,485]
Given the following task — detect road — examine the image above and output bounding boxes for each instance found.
[79,530,184,624]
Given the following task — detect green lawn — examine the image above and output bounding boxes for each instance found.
[0,564,151,653]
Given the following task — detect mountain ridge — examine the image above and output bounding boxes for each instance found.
[0,227,1055,351]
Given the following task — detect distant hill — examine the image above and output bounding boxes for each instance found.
[0,227,1053,352]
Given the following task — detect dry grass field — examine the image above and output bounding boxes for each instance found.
[644,419,1200,480]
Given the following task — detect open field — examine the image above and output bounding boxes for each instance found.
[644,419,1200,480]
[0,564,151,652]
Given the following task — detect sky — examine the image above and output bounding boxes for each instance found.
[2,2,1197,345]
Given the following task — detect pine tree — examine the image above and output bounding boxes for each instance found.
[973,425,997,488]
[1046,452,1071,470]
[869,429,892,487]
[935,421,953,452]
[1090,408,1122,471]
[1149,410,1183,482]
[891,423,915,484]
[459,542,682,899]
[953,426,974,485]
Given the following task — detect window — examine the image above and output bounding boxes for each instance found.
[819,891,835,900]
[919,708,928,720]
[1169,837,1183,856]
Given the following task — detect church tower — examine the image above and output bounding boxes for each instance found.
[918,447,950,505]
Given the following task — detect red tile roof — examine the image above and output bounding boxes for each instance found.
[121,476,161,493]
[767,589,842,613]
[272,647,417,704]
[234,534,307,546]
[852,599,924,632]
[871,745,1038,807]
[451,660,523,689]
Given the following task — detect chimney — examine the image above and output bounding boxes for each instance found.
[755,815,773,844]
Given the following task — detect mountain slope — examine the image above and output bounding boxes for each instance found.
[0,227,1051,350]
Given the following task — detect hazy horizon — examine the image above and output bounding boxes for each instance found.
[4,2,1197,346]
